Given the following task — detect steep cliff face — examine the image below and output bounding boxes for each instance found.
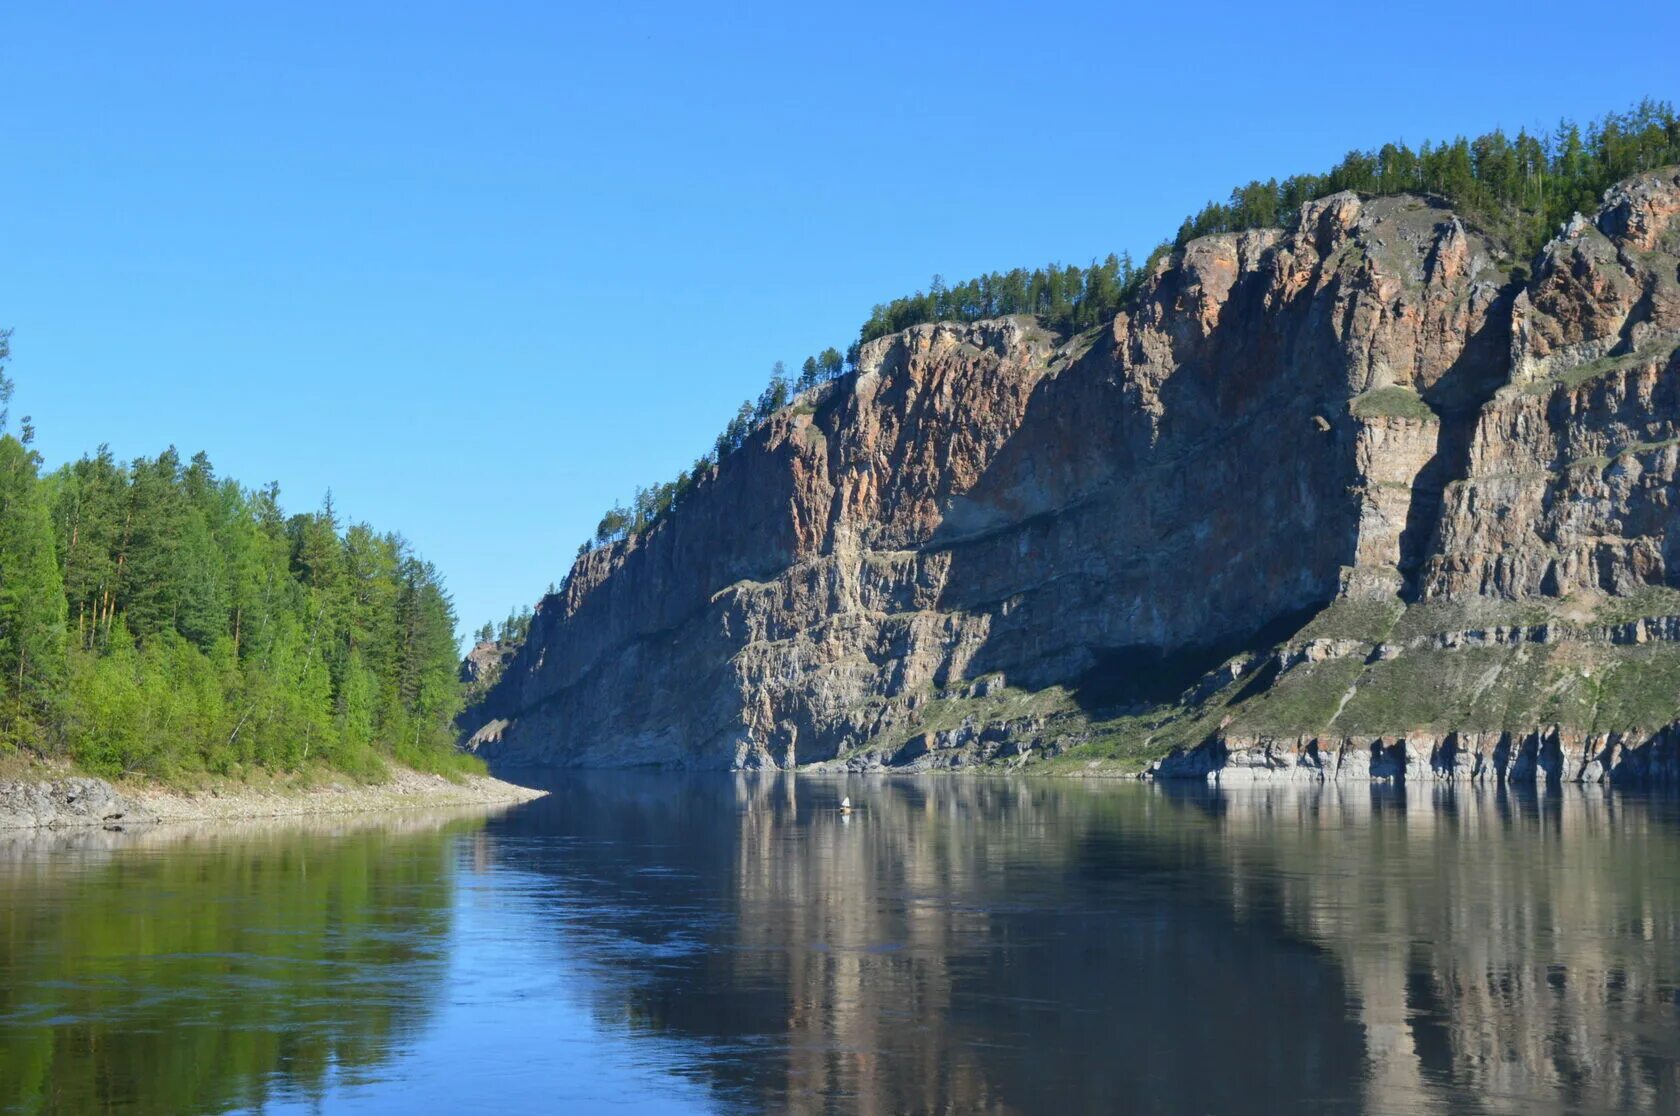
[467,169,1680,776]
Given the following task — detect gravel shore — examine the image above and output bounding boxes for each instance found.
[0,765,546,830]
[132,766,546,823]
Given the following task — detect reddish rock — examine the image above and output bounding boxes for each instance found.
[466,170,1680,770]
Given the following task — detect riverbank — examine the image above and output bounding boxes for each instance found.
[0,760,546,830]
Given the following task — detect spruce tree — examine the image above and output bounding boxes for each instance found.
[0,350,66,748]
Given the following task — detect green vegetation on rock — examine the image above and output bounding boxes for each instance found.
[882,584,1680,773]
[578,100,1679,568]
[858,253,1167,345]
[1174,100,1680,258]
[1511,336,1680,399]
[1350,386,1437,423]
[1293,597,1405,643]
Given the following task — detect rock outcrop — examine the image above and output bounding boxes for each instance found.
[1153,724,1680,785]
[465,169,1680,777]
[461,637,520,704]
[0,777,153,829]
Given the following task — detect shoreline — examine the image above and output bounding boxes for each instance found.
[500,756,1680,786]
[0,764,547,831]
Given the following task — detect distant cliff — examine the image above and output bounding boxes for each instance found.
[464,168,1680,782]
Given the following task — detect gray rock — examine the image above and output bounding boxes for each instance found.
[0,777,154,830]
[460,170,1680,776]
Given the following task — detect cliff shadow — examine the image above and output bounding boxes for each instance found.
[928,251,1366,722]
[1070,602,1323,713]
[1396,280,1520,600]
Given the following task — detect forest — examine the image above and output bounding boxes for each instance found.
[857,250,1168,345]
[0,333,474,781]
[857,102,1680,346]
[1170,100,1680,254]
[579,101,1680,560]
[473,606,533,649]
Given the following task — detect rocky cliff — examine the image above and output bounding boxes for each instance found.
[465,169,1680,781]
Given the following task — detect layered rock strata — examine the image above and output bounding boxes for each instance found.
[1153,725,1679,785]
[466,169,1680,776]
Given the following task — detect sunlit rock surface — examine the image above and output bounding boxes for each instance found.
[466,170,1680,774]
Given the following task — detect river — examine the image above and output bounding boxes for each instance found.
[3,775,1678,1113]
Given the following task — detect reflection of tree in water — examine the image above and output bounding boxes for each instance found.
[0,815,477,1115]
[493,775,1370,1113]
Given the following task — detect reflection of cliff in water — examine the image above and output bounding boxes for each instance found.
[490,775,1370,1113]
[0,814,480,1116]
[492,775,1680,1113]
[1152,781,1680,1113]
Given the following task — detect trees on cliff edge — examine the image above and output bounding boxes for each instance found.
[578,100,1680,562]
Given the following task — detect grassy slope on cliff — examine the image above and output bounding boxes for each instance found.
[924,584,1680,774]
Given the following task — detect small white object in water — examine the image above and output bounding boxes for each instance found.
[840,796,853,812]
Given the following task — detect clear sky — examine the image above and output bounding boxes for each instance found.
[4,1,1675,638]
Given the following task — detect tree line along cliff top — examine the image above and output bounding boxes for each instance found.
[573,101,1680,568]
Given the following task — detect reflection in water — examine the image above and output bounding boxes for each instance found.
[0,814,476,1115]
[491,776,1680,1114]
[1168,782,1680,1113]
[3,779,1680,1114]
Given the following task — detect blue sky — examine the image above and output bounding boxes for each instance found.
[4,1,1675,637]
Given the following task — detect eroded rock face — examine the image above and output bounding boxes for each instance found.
[467,171,1680,771]
[1419,176,1680,603]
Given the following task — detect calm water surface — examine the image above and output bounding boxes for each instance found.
[3,775,1680,1114]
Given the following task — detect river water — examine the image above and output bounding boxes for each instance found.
[2,775,1678,1114]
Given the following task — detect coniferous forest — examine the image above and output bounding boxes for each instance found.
[0,332,473,781]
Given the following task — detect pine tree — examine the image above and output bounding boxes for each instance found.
[116,449,194,642]
[818,347,844,380]
[0,348,66,748]
[174,507,229,651]
[50,446,125,649]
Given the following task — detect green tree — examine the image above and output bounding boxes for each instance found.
[0,336,482,779]
[570,101,1680,586]
[173,506,229,651]
[114,449,190,641]
[50,446,125,649]
[0,433,66,748]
